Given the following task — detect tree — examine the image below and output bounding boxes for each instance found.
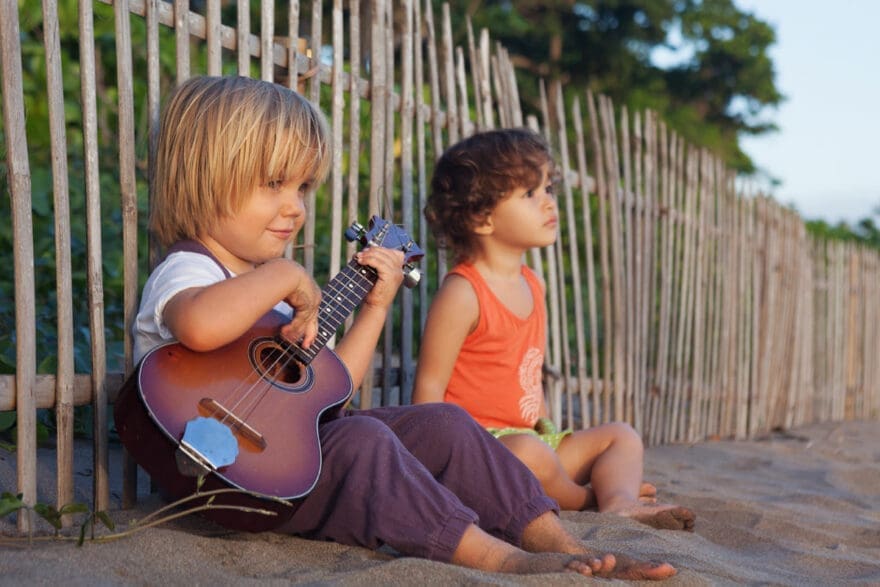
[448,0,783,174]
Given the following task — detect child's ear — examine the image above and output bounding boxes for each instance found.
[474,215,494,235]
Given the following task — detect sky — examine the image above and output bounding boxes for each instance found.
[735,0,880,225]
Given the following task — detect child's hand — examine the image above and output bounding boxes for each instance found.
[279,268,322,348]
[355,247,405,310]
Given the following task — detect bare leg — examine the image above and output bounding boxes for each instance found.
[500,434,595,510]
[581,481,658,509]
[557,423,695,531]
[450,524,601,576]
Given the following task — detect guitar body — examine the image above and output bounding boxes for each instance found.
[114,310,352,532]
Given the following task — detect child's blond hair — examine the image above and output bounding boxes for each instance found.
[150,76,330,247]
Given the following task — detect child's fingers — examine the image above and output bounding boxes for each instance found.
[355,248,405,306]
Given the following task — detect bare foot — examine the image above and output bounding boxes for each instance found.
[498,551,613,576]
[518,511,676,580]
[596,553,678,580]
[453,523,616,576]
[509,549,675,580]
[612,502,696,531]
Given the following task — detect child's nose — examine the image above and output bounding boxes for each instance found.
[281,190,306,217]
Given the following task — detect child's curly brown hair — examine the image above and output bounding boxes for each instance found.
[425,128,554,263]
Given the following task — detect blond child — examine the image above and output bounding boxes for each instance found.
[128,76,678,578]
[414,128,694,531]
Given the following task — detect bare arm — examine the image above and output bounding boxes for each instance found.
[412,274,479,404]
[163,257,321,352]
[334,247,405,388]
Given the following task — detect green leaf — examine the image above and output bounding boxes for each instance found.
[78,519,89,546]
[33,502,63,529]
[59,502,89,516]
[0,492,26,518]
[95,510,115,531]
[0,412,15,432]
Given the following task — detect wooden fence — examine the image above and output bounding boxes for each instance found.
[1,0,878,532]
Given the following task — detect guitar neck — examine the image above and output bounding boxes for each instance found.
[290,257,378,364]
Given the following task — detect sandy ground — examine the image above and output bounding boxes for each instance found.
[1,420,878,585]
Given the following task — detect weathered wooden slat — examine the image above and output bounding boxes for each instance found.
[1,0,38,533]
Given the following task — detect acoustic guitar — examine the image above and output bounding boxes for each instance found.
[114,217,423,532]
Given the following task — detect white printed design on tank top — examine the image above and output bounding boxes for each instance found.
[518,346,544,424]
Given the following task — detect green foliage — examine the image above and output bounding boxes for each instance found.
[805,207,880,249]
[446,0,783,175]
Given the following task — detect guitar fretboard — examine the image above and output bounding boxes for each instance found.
[290,257,379,364]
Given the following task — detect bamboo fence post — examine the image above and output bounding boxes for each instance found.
[287,0,300,84]
[670,145,697,442]
[413,0,430,332]
[635,110,653,435]
[845,248,861,419]
[423,0,447,279]
[553,83,588,429]
[649,124,672,446]
[302,0,323,274]
[236,0,249,75]
[258,0,273,80]
[478,29,494,130]
[465,16,485,131]
[174,0,190,82]
[329,0,345,280]
[664,134,687,443]
[572,98,602,428]
[687,150,708,442]
[36,0,76,524]
[1,0,37,532]
[701,156,722,439]
[598,95,626,423]
[736,195,752,439]
[78,0,111,514]
[455,48,472,138]
[113,0,141,511]
[585,91,612,424]
[399,0,417,404]
[206,0,221,75]
[381,0,396,404]
[440,3,458,146]
[619,107,636,425]
[536,81,564,426]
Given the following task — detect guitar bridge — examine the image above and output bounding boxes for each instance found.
[176,416,239,477]
[199,398,268,450]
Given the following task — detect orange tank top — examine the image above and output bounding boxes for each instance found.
[443,263,546,429]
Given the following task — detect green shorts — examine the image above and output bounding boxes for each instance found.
[486,426,572,451]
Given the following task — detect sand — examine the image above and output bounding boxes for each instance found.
[1,420,878,585]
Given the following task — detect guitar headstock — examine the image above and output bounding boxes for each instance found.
[345,216,424,288]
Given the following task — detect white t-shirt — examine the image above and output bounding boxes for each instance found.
[132,251,292,363]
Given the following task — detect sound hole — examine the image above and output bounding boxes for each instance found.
[250,339,308,388]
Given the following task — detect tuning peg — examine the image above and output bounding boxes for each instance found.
[344,221,365,243]
[402,265,421,289]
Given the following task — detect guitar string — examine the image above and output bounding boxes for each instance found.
[209,261,377,434]
[229,267,370,421]
[225,265,375,429]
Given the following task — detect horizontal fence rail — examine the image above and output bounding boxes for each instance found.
[1,0,878,531]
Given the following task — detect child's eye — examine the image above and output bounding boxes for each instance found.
[298,182,312,193]
[267,179,284,191]
[545,182,555,196]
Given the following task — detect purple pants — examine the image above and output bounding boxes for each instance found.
[275,403,558,562]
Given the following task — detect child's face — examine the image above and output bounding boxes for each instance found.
[205,176,313,272]
[483,162,558,250]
